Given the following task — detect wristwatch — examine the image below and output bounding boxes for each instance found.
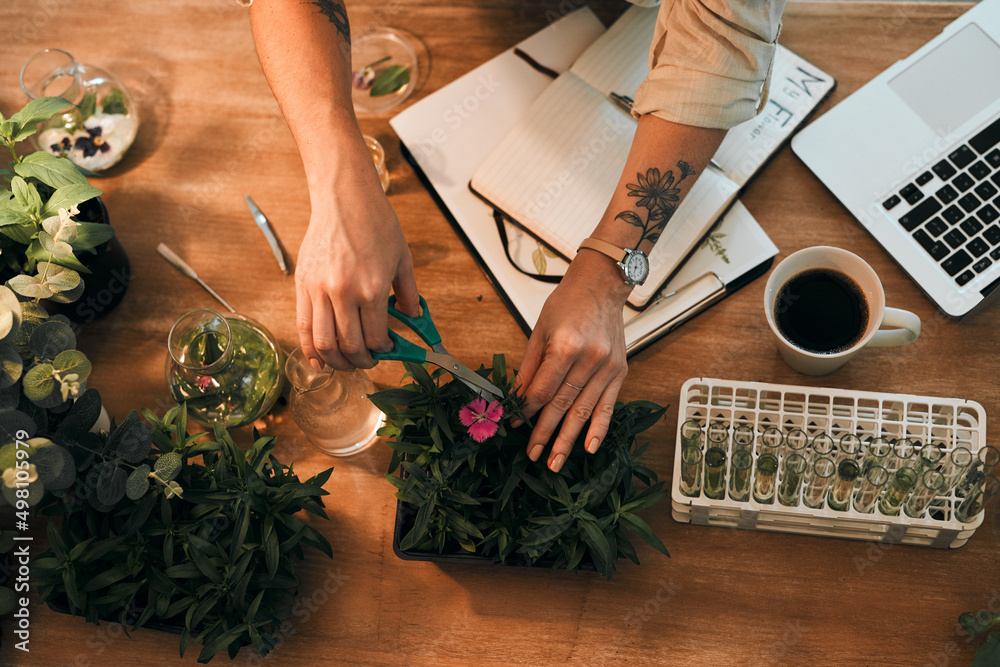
[577,237,649,286]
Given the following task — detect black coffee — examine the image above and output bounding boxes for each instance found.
[774,268,869,354]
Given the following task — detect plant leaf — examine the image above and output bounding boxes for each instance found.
[974,633,1000,667]
[154,451,183,483]
[0,344,23,390]
[22,363,56,401]
[126,464,151,500]
[370,65,410,97]
[14,151,89,189]
[6,97,71,141]
[52,349,92,385]
[40,183,102,219]
[70,221,114,250]
[618,512,669,557]
[30,320,77,360]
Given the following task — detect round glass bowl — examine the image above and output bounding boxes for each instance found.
[20,48,139,172]
[350,28,418,114]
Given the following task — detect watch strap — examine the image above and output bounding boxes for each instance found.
[577,237,627,263]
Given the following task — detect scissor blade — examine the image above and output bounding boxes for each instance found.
[425,351,504,398]
[244,196,288,275]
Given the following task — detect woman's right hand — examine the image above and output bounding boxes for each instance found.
[295,135,420,372]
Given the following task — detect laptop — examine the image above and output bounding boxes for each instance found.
[792,0,1000,318]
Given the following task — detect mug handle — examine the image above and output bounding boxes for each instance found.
[867,307,921,347]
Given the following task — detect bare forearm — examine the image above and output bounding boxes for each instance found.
[581,114,727,303]
[249,0,362,190]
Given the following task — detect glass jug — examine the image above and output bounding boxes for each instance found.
[20,48,139,172]
[284,347,382,457]
[166,309,285,428]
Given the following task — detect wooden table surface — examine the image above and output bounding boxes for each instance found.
[1,2,996,665]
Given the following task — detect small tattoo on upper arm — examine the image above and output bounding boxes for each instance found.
[308,0,350,44]
[615,161,696,248]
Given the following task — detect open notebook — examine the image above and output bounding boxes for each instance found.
[470,4,834,308]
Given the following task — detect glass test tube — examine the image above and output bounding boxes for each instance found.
[878,466,918,516]
[903,469,946,518]
[941,447,974,495]
[891,437,917,470]
[680,445,703,497]
[778,453,808,507]
[704,446,727,500]
[802,456,837,509]
[729,450,753,502]
[707,420,729,447]
[853,465,890,514]
[956,446,1000,496]
[860,437,893,476]
[827,459,860,511]
[732,424,754,453]
[914,443,945,475]
[753,452,779,504]
[837,433,862,464]
[680,419,703,449]
[783,428,808,461]
[758,426,783,456]
[956,475,1000,523]
[810,433,834,465]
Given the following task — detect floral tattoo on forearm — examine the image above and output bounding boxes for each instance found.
[615,161,696,249]
[309,0,350,44]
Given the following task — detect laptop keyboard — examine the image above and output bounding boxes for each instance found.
[882,115,1000,287]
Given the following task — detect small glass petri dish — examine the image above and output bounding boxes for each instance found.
[350,28,418,114]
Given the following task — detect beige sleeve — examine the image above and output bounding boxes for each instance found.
[631,0,787,129]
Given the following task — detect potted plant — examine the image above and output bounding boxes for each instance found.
[32,404,335,663]
[960,607,1000,666]
[0,96,130,323]
[370,354,670,580]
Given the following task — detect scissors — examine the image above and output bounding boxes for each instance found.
[371,295,504,399]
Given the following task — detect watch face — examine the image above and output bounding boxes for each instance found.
[624,251,649,285]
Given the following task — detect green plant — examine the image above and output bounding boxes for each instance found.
[0,96,114,296]
[960,609,1000,666]
[370,354,670,580]
[33,404,334,663]
[0,295,96,507]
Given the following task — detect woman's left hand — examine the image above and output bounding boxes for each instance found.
[514,250,633,472]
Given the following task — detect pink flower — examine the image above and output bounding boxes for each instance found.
[459,397,504,443]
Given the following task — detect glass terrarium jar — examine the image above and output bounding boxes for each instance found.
[166,310,285,428]
[20,48,139,172]
[284,347,383,457]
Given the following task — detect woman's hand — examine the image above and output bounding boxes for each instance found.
[295,135,420,372]
[515,250,632,472]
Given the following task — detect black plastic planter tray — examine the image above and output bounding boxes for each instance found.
[46,595,183,635]
[392,500,596,571]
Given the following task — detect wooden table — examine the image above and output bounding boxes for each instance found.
[1,2,996,665]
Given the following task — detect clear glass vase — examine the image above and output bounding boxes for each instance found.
[285,347,382,457]
[20,48,139,172]
[165,310,285,428]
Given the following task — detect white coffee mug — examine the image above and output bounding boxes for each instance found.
[763,246,921,376]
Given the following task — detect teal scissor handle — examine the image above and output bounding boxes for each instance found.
[371,295,441,362]
[388,295,442,348]
[373,329,427,363]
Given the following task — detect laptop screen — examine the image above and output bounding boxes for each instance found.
[889,23,1000,136]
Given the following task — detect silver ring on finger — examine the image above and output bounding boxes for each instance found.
[563,380,584,391]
